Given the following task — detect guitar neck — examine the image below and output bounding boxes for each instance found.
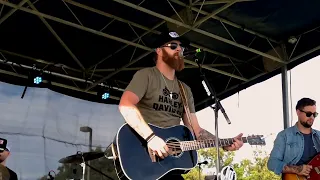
[179,137,249,151]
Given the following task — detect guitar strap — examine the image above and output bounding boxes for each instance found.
[178,80,197,139]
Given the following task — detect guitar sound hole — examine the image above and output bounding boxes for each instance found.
[166,138,182,158]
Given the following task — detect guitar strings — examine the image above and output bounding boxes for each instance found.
[165,142,210,149]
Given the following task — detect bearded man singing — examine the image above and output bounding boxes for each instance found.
[118,30,244,179]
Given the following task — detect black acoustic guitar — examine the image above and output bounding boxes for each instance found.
[111,123,266,180]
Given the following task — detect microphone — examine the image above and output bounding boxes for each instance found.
[198,160,208,165]
[47,172,54,180]
[180,48,202,57]
[47,170,56,180]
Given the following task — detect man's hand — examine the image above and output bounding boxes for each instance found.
[297,165,312,176]
[147,136,169,159]
[223,133,244,151]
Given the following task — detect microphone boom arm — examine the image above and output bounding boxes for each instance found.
[194,52,231,179]
[195,57,231,124]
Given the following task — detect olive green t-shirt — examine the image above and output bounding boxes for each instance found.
[125,66,195,127]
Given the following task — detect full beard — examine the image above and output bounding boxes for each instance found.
[300,120,313,128]
[162,50,185,71]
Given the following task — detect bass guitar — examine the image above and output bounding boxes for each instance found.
[111,123,266,180]
[283,153,320,180]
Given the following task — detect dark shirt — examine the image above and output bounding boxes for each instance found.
[6,167,18,180]
[296,133,318,165]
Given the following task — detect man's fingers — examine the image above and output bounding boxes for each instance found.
[234,142,240,150]
[161,147,168,157]
[230,144,236,150]
[164,145,170,152]
[236,133,243,139]
[156,150,164,158]
[163,146,170,157]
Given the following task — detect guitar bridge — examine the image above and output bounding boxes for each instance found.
[315,167,320,174]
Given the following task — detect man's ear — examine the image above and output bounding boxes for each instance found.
[155,48,162,55]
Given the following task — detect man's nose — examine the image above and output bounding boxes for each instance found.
[175,44,182,51]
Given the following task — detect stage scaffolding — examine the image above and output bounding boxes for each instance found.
[0,0,319,130]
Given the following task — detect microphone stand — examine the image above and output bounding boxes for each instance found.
[193,53,231,180]
[77,151,115,180]
[197,160,208,180]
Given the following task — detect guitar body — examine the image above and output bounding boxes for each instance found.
[283,153,320,180]
[283,174,308,180]
[112,123,198,180]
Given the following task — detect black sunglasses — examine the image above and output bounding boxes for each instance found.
[300,109,318,118]
[161,42,185,51]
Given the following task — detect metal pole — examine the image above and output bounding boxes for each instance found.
[80,126,93,180]
[89,131,93,152]
[281,44,290,129]
[281,65,290,129]
[87,130,92,180]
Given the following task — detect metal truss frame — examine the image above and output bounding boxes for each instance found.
[0,0,319,102]
[196,26,320,106]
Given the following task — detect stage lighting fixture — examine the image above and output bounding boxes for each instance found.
[33,76,42,84]
[102,92,110,99]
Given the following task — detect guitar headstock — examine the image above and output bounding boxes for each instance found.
[246,135,266,146]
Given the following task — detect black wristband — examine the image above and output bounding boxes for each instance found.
[145,132,155,142]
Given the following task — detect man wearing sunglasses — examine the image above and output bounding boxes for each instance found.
[267,97,320,178]
[118,30,244,179]
[0,142,18,180]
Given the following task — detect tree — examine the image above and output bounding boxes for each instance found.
[183,148,281,180]
[182,148,235,180]
[38,146,118,180]
[233,150,281,180]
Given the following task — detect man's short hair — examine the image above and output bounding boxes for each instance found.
[296,97,316,110]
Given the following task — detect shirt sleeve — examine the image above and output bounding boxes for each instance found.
[267,131,287,175]
[125,69,149,100]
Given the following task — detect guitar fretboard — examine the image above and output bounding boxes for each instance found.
[179,137,249,151]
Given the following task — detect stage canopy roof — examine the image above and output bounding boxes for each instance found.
[0,0,319,111]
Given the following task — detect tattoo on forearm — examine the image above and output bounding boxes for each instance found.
[282,165,303,174]
[197,129,216,140]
